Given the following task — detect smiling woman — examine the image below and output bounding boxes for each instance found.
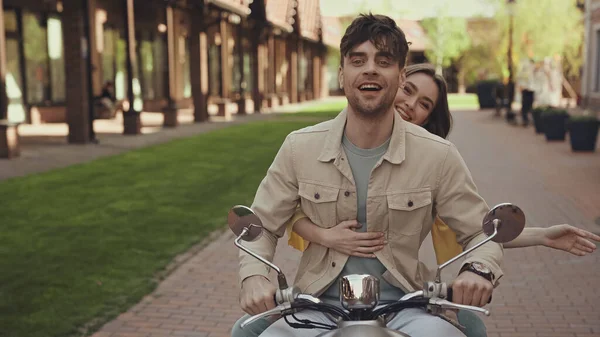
[395,73,439,125]
[400,64,453,139]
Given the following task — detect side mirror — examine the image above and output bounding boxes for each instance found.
[482,203,526,243]
[228,205,263,242]
[227,205,289,290]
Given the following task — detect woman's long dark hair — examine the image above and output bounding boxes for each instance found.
[404,64,453,139]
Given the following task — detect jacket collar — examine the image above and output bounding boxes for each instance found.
[318,107,406,165]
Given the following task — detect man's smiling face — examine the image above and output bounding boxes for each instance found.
[339,40,405,119]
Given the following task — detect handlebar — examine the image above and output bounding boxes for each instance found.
[429,298,490,316]
[243,283,491,329]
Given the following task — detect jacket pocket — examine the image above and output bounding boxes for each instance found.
[387,189,432,235]
[298,181,340,228]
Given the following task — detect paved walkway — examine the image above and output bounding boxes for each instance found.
[5,103,599,337]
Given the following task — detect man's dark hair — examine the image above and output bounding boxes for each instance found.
[340,13,410,68]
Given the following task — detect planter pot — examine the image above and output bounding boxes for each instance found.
[123,111,142,135]
[532,109,544,134]
[568,120,600,152]
[0,120,20,158]
[541,114,568,141]
[476,80,501,109]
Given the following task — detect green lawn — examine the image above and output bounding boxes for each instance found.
[0,118,322,337]
[447,94,479,110]
[290,93,479,117]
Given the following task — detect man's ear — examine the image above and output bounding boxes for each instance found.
[399,68,407,88]
[338,66,344,89]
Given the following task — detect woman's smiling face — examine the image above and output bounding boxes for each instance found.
[394,72,439,126]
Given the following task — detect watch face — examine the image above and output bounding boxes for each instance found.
[471,262,491,274]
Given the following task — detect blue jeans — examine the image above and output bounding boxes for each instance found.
[231,310,487,337]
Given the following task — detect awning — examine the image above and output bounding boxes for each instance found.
[206,0,252,17]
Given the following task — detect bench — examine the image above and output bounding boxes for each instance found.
[0,119,20,158]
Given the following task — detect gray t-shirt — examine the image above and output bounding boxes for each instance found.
[320,134,406,304]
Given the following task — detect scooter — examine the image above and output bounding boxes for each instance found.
[228,203,526,337]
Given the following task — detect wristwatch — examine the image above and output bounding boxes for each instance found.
[459,262,494,283]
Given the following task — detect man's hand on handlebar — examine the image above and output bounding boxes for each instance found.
[240,275,277,315]
[450,271,493,307]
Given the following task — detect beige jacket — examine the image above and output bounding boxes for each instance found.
[239,109,503,296]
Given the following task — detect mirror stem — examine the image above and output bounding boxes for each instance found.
[434,219,500,283]
[235,228,289,290]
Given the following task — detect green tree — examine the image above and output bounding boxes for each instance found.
[493,0,584,78]
[454,18,506,92]
[421,16,472,75]
[444,0,583,92]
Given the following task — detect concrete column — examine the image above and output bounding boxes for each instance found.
[251,23,263,112]
[267,34,276,107]
[297,40,305,102]
[62,0,93,143]
[123,0,142,134]
[0,0,20,158]
[190,6,208,122]
[313,49,321,100]
[237,21,246,114]
[0,0,7,121]
[220,19,231,99]
[162,5,179,127]
[287,35,298,103]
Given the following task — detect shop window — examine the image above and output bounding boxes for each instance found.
[22,11,50,104]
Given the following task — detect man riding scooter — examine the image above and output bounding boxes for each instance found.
[234,13,502,337]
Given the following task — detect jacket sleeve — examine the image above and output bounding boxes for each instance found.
[434,143,504,285]
[238,133,300,285]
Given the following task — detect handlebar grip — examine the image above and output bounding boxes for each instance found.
[446,288,492,304]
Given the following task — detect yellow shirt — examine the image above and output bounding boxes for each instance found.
[286,209,311,251]
[286,210,463,265]
[431,216,464,264]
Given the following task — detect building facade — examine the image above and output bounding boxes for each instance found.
[0,0,335,146]
[582,0,600,116]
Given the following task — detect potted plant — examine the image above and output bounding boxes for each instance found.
[531,106,551,134]
[541,108,569,141]
[567,113,600,152]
